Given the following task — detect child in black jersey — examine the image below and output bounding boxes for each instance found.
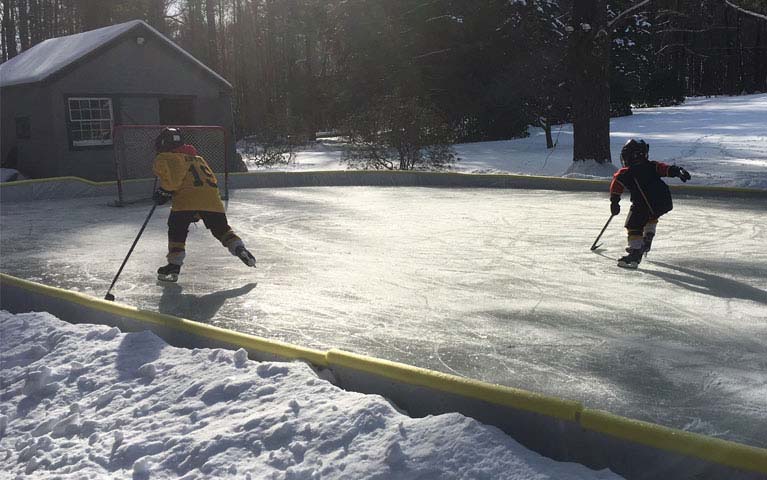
[609,139,691,268]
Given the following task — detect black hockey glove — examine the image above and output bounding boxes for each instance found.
[610,195,620,215]
[669,165,691,182]
[153,188,172,205]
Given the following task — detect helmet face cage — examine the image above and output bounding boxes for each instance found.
[155,128,184,152]
[620,139,649,167]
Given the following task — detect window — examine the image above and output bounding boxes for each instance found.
[68,97,114,147]
[15,116,31,139]
[159,98,194,125]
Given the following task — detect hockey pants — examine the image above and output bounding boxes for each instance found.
[166,210,244,265]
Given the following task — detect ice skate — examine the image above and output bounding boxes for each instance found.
[157,263,181,282]
[235,246,256,267]
[617,249,643,269]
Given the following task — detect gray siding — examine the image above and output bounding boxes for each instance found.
[3,24,234,181]
[51,30,232,181]
[0,84,56,178]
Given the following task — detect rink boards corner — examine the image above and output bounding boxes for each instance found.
[2,272,766,480]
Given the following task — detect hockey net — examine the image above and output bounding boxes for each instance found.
[112,125,229,205]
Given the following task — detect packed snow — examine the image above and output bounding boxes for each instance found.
[242,94,767,190]
[0,311,622,479]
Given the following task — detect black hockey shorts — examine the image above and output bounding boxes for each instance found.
[168,210,232,243]
[624,205,658,233]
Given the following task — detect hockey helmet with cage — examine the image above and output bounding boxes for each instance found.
[620,139,649,167]
[155,127,184,152]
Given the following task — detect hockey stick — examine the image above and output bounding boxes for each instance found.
[104,203,157,301]
[590,214,616,251]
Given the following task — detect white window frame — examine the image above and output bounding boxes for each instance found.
[68,97,114,147]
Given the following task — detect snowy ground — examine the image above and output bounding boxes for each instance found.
[0,311,622,479]
[1,187,766,452]
[242,94,767,189]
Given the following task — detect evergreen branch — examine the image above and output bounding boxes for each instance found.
[607,0,652,30]
[724,0,767,21]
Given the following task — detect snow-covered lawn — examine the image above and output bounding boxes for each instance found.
[0,311,622,479]
[243,94,767,189]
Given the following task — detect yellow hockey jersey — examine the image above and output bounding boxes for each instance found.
[152,145,224,213]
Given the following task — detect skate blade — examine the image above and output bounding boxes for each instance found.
[157,273,179,282]
[238,254,256,267]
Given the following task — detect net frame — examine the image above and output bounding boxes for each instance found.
[112,124,230,205]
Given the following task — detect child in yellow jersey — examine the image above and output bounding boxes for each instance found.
[152,128,255,282]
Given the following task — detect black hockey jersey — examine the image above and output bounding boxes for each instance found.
[610,161,674,217]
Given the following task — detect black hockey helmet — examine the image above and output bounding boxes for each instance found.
[155,127,184,152]
[620,139,649,167]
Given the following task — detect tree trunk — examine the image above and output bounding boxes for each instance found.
[205,0,218,71]
[76,0,110,31]
[756,22,766,91]
[147,0,165,34]
[569,0,611,164]
[17,0,29,50]
[3,0,19,59]
[544,120,554,149]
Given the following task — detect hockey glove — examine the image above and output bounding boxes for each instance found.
[669,165,691,182]
[610,195,620,216]
[153,188,172,205]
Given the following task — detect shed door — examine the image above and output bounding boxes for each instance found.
[159,98,195,125]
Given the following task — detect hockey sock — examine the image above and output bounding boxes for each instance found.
[220,230,245,255]
[167,241,186,266]
[643,221,657,238]
[627,229,643,251]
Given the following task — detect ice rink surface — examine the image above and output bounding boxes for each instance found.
[2,186,766,448]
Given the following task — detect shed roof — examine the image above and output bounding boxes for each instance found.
[0,20,231,89]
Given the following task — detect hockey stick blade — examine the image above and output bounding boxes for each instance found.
[104,293,115,301]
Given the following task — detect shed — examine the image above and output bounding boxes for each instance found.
[0,20,235,181]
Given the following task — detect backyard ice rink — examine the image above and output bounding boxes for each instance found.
[1,186,766,450]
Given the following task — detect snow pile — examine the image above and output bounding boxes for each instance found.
[0,311,622,479]
[0,168,24,183]
[562,159,618,178]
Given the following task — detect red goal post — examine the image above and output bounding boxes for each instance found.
[112,125,230,205]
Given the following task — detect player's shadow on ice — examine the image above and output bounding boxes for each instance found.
[644,261,767,305]
[157,282,258,322]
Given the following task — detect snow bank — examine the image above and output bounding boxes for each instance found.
[0,168,24,183]
[0,311,621,479]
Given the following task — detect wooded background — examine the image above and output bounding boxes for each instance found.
[2,1,766,150]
